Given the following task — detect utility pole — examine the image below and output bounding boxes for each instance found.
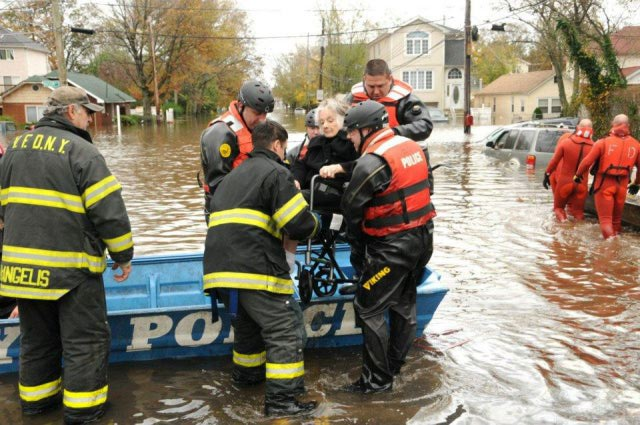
[148,17,161,122]
[464,0,472,134]
[318,18,325,102]
[52,0,67,85]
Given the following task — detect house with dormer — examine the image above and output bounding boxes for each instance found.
[366,17,466,111]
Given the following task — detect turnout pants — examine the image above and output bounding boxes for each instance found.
[354,224,434,391]
[17,275,110,421]
[594,175,628,238]
[218,289,307,402]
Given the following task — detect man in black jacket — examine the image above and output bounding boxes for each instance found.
[203,120,319,417]
[0,86,133,424]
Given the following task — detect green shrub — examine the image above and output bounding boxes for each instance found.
[532,107,543,120]
[162,101,184,116]
[0,115,15,123]
[119,115,142,126]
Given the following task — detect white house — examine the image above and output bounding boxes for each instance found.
[367,17,466,111]
[0,27,49,95]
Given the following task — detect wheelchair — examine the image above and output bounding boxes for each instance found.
[296,175,358,304]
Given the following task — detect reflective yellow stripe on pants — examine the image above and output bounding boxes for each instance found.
[19,377,62,402]
[233,350,267,368]
[266,361,305,379]
[63,385,108,409]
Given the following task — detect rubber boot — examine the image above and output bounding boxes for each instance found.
[341,377,392,394]
[264,394,317,417]
[63,404,107,425]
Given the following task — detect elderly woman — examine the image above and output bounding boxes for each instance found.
[291,98,357,207]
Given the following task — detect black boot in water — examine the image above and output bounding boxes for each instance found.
[264,395,318,417]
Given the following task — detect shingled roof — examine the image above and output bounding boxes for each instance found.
[475,70,555,96]
[611,26,640,56]
[0,26,48,53]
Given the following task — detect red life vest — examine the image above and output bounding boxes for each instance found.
[350,79,413,128]
[597,134,640,177]
[361,129,436,237]
[208,100,253,169]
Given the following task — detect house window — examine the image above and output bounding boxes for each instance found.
[0,49,15,60]
[551,98,562,113]
[448,68,462,79]
[26,106,47,123]
[402,70,433,90]
[511,96,514,113]
[493,97,496,112]
[2,76,19,89]
[406,31,429,55]
[537,98,549,113]
[520,98,525,112]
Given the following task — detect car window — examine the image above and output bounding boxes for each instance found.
[514,130,535,151]
[535,130,565,153]
[501,130,520,150]
[428,108,445,118]
[494,131,510,149]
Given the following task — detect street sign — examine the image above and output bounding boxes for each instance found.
[43,80,60,89]
[316,89,324,101]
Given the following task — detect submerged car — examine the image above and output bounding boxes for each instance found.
[483,126,571,169]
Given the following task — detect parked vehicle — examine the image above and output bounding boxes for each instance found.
[484,126,571,169]
[426,106,449,123]
[0,247,448,374]
[0,121,17,135]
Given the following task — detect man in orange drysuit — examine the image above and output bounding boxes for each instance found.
[543,119,594,221]
[574,114,640,239]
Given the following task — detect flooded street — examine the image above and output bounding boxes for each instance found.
[1,114,639,424]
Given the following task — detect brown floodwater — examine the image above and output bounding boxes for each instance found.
[0,112,639,424]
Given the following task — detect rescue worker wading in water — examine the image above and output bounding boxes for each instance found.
[340,100,436,393]
[574,114,640,239]
[199,80,275,218]
[543,119,594,221]
[0,86,134,424]
[202,120,320,417]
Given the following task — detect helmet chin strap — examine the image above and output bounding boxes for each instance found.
[358,127,376,154]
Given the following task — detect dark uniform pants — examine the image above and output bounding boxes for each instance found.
[17,275,110,420]
[218,289,307,402]
[354,224,434,391]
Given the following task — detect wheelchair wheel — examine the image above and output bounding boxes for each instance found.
[312,268,338,297]
[298,269,313,304]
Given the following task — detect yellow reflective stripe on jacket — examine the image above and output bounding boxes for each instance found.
[273,193,308,229]
[266,361,305,379]
[2,245,106,273]
[104,232,133,253]
[0,186,85,213]
[0,284,68,300]
[19,378,62,402]
[233,350,267,368]
[82,175,121,208]
[208,208,282,239]
[63,385,108,409]
[203,272,293,294]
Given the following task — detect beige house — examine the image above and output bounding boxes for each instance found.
[473,70,573,125]
[0,27,49,102]
[367,17,465,111]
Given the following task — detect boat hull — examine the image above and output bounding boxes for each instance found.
[0,247,447,374]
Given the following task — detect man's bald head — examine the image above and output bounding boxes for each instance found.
[577,118,592,128]
[612,114,629,125]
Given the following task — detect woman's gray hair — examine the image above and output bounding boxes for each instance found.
[317,98,349,128]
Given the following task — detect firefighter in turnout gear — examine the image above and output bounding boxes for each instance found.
[340,100,436,393]
[0,86,134,424]
[575,114,640,239]
[202,120,320,417]
[199,80,274,216]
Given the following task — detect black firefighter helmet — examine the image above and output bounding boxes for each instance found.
[238,80,275,114]
[343,100,388,132]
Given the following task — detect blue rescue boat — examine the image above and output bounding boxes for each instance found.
[0,245,447,374]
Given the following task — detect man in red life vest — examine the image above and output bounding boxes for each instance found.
[543,119,594,221]
[340,100,436,393]
[574,114,640,238]
[320,59,433,179]
[199,80,275,214]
